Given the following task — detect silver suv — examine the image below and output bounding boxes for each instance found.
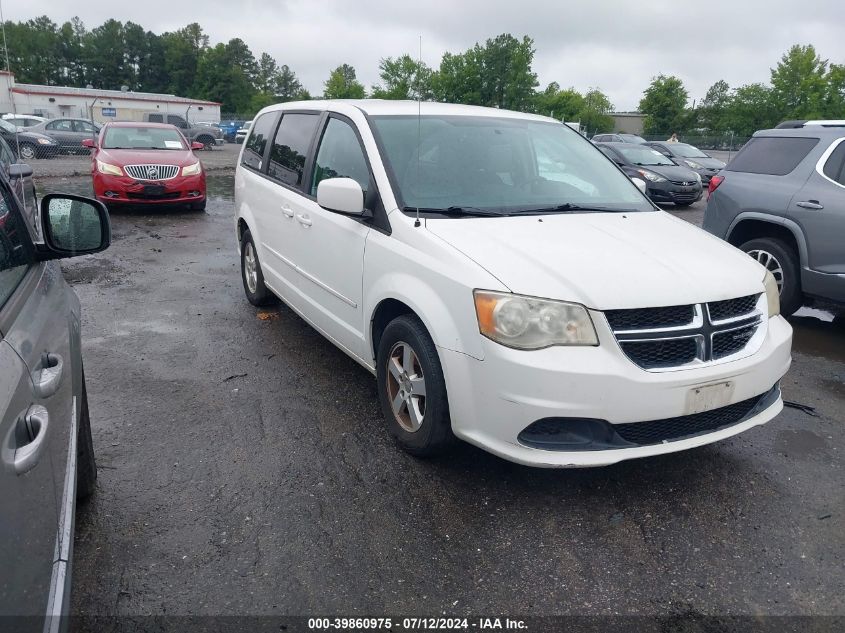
[703,121,845,316]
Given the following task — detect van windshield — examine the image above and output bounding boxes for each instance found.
[103,126,186,150]
[370,115,653,215]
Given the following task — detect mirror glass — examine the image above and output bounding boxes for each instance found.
[46,197,103,252]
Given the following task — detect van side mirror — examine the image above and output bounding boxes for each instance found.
[38,194,111,260]
[316,178,365,215]
[8,164,33,179]
[82,138,96,148]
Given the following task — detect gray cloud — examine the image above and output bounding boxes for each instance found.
[7,0,845,109]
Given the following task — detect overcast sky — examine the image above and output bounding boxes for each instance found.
[7,0,845,110]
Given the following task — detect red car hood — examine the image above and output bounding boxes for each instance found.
[97,148,198,167]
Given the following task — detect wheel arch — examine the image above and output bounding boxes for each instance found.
[726,214,808,267]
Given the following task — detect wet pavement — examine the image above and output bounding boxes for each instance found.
[33,175,842,623]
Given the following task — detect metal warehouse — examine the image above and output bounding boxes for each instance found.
[0,71,220,124]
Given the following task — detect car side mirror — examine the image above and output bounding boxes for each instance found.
[317,177,365,215]
[8,163,33,179]
[39,194,111,260]
[82,138,96,148]
[191,141,204,150]
[631,177,647,194]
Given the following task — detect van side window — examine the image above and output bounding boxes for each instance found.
[311,118,370,196]
[268,114,320,187]
[241,113,278,171]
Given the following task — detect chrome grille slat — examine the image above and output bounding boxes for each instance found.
[124,164,180,181]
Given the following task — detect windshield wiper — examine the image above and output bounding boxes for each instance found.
[517,203,636,214]
[403,206,509,217]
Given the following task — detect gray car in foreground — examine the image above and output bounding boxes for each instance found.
[0,171,110,632]
[703,121,845,316]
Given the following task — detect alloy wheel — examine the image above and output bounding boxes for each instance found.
[386,341,427,433]
[244,242,258,294]
[19,145,35,160]
[747,249,784,294]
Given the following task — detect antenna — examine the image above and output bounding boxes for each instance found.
[414,34,422,228]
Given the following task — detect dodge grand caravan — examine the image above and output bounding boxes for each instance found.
[234,101,792,468]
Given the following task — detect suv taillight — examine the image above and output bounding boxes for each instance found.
[707,175,724,200]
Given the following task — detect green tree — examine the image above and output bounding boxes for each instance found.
[323,64,366,99]
[721,83,778,137]
[578,88,614,133]
[432,48,483,104]
[770,44,829,120]
[478,34,538,110]
[371,55,433,100]
[698,79,731,132]
[160,24,208,96]
[639,74,689,135]
[273,65,306,100]
[193,42,256,113]
[533,82,584,120]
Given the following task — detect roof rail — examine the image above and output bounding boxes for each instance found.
[775,119,845,129]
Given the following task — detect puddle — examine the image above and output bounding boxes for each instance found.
[790,307,845,362]
[774,429,831,458]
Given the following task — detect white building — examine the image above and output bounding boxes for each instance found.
[0,71,221,124]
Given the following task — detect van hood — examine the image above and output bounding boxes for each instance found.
[425,210,765,310]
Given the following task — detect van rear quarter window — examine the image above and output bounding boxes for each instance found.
[727,136,819,176]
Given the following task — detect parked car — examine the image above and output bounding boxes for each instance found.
[235,121,252,144]
[28,118,101,155]
[592,132,647,144]
[141,113,223,149]
[235,100,791,468]
[645,141,726,184]
[84,122,207,211]
[0,171,111,629]
[703,121,845,316]
[0,119,60,160]
[2,114,48,131]
[595,142,703,206]
[218,120,245,143]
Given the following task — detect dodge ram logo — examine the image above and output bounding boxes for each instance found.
[147,167,159,180]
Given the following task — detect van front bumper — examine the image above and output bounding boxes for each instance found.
[439,315,792,467]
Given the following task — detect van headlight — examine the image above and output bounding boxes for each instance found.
[473,290,598,349]
[763,270,780,317]
[182,162,202,176]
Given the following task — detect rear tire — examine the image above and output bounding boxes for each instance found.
[740,236,802,317]
[240,229,279,306]
[76,370,97,502]
[376,315,456,457]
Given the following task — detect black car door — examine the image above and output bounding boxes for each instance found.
[0,181,59,631]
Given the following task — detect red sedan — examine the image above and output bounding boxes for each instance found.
[84,122,207,211]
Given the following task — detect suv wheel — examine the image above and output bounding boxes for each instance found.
[240,229,278,306]
[740,237,802,317]
[376,315,455,456]
[197,135,214,150]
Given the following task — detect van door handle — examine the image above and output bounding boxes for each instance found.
[281,205,294,218]
[13,405,49,475]
[296,213,312,227]
[33,353,63,398]
[796,200,824,210]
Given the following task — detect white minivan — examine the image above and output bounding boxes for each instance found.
[234,100,792,468]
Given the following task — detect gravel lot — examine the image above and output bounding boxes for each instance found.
[26,150,843,629]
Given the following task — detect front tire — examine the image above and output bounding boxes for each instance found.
[376,315,455,456]
[240,229,278,306]
[77,370,97,502]
[740,236,803,317]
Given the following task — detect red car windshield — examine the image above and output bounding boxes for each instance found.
[103,127,186,150]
